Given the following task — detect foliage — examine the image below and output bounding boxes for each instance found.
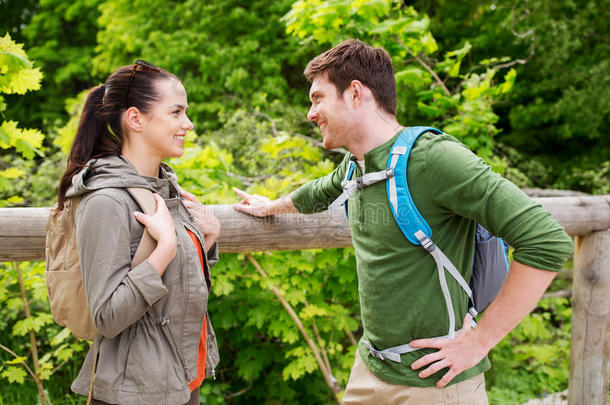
[0,262,88,402]
[487,297,572,404]
[0,33,45,205]
[412,0,610,192]
[283,0,516,161]
[5,0,103,129]
[92,0,317,132]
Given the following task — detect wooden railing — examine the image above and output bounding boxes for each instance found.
[1,195,609,404]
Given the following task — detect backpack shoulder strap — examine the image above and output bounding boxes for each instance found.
[126,187,157,268]
[386,126,443,245]
[343,159,356,217]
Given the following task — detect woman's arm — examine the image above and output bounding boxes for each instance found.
[76,192,175,338]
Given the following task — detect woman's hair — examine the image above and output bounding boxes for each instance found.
[56,62,177,210]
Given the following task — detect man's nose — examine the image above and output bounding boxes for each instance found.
[307,105,318,122]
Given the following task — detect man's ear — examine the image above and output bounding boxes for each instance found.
[349,80,364,107]
[124,106,144,132]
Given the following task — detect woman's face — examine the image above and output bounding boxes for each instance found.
[139,78,194,160]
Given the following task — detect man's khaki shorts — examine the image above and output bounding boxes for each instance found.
[342,350,489,405]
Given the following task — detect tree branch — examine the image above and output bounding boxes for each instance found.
[252,111,279,136]
[542,289,572,299]
[15,262,50,405]
[0,343,38,382]
[396,37,450,96]
[246,254,341,400]
[305,300,334,384]
[493,1,537,70]
[225,379,254,399]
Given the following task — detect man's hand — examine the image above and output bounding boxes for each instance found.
[410,262,557,388]
[409,313,490,388]
[180,189,220,248]
[233,187,298,217]
[233,187,273,217]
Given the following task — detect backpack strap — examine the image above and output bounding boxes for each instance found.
[342,160,356,217]
[126,187,158,267]
[329,161,394,211]
[386,126,443,245]
[329,159,357,215]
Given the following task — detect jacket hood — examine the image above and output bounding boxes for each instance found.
[65,154,179,198]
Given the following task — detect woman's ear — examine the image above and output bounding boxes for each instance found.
[124,106,144,133]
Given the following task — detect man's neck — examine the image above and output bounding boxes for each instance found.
[348,112,403,160]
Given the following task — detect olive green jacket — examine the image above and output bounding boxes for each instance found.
[68,155,220,405]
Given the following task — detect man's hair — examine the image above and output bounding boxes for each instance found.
[304,39,396,115]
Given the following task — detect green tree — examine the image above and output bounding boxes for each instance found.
[2,0,102,129]
[0,33,45,206]
[412,0,610,192]
[284,0,516,162]
[92,0,319,131]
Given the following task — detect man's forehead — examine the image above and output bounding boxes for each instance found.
[309,74,330,97]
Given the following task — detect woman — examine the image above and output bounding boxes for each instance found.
[56,60,220,405]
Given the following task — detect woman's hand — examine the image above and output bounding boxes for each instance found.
[134,193,177,275]
[180,189,221,249]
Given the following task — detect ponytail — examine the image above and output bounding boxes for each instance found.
[56,85,121,210]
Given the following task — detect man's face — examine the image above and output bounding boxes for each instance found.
[307,74,355,150]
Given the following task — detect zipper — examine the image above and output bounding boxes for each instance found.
[182,219,211,289]
[181,216,211,383]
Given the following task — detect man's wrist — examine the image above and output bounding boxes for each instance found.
[471,322,502,354]
[271,193,295,215]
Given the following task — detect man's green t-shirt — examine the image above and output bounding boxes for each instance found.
[291,131,573,387]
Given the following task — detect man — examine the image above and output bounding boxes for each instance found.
[233,39,573,404]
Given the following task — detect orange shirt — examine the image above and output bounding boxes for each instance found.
[186,229,208,392]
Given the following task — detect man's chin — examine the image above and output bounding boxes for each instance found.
[321,137,336,150]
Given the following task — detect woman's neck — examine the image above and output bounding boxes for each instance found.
[121,145,162,177]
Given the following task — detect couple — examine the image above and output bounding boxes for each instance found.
[61,40,572,405]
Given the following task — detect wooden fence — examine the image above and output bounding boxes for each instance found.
[0,195,609,404]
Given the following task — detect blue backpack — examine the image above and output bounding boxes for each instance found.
[330,126,509,362]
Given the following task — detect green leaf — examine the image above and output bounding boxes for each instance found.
[416,101,443,118]
[5,356,27,365]
[1,366,26,384]
[0,168,25,179]
[50,327,73,346]
[395,67,430,87]
[13,313,54,336]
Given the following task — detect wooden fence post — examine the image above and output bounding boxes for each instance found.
[568,229,610,405]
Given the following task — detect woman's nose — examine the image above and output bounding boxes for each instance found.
[183,116,194,130]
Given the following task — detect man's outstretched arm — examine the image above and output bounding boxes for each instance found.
[233,187,298,217]
[409,261,557,387]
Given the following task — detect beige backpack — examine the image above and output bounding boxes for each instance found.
[45,187,157,340]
